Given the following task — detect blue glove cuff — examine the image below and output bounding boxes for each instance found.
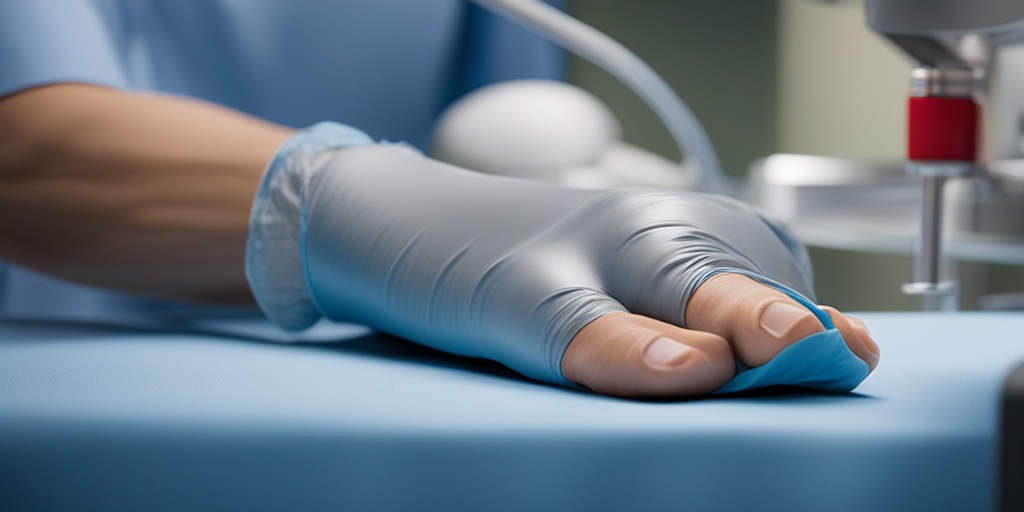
[245,122,374,330]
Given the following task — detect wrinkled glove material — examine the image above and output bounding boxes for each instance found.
[249,125,869,393]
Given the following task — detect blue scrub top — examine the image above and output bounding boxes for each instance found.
[0,0,565,321]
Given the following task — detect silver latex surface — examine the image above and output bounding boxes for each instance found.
[304,146,815,384]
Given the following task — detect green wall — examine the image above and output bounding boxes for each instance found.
[566,0,778,178]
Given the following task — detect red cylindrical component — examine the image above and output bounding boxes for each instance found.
[907,96,978,161]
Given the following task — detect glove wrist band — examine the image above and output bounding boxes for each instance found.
[245,122,373,330]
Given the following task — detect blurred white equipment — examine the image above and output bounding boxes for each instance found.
[431,80,695,189]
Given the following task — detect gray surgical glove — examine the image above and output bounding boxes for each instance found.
[247,123,824,386]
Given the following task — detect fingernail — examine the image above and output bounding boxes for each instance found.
[849,317,880,356]
[644,337,693,367]
[866,342,880,357]
[759,302,813,339]
[849,317,871,336]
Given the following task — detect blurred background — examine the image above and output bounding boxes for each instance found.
[565,0,1024,311]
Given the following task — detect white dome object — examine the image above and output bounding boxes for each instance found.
[430,80,621,180]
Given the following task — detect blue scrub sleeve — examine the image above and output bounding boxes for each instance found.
[0,0,128,97]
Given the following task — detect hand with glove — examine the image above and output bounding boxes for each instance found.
[248,123,880,397]
[0,84,876,398]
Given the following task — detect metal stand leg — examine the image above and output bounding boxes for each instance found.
[902,173,962,311]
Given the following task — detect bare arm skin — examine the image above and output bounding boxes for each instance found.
[0,83,293,303]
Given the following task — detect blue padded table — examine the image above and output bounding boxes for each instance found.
[2,312,1022,512]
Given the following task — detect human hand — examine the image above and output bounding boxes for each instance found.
[248,124,878,397]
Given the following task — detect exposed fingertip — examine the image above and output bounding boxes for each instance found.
[847,318,880,374]
[820,307,879,372]
[847,315,872,336]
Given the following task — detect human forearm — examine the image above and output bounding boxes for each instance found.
[0,83,293,302]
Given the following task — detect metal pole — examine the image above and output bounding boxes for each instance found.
[915,175,945,284]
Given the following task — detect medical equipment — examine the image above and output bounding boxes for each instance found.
[865,0,1024,310]
[430,80,695,189]
[466,0,1024,311]
[749,1,1024,311]
[431,80,622,181]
